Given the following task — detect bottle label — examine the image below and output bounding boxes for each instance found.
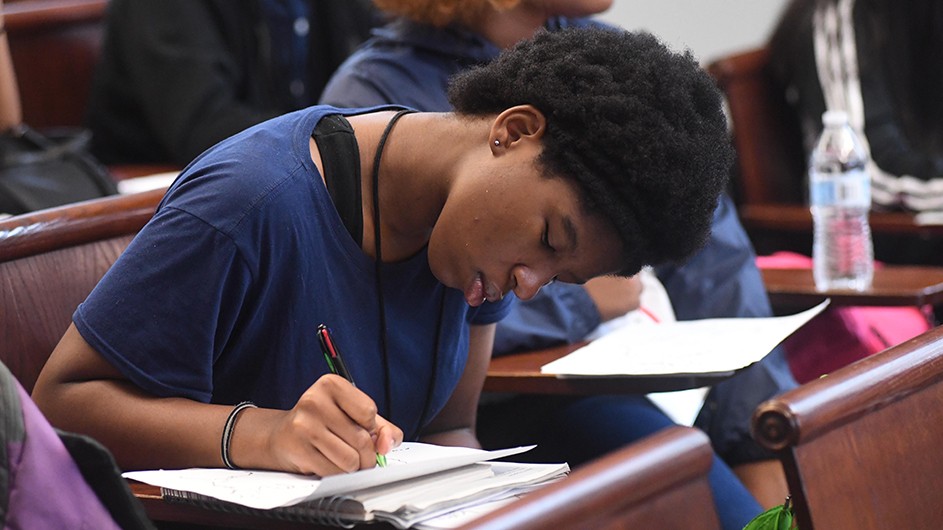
[809,168,871,207]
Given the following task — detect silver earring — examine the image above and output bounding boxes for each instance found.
[494,139,500,146]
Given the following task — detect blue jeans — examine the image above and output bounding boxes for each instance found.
[477,394,762,530]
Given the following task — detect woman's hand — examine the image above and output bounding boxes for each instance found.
[583,275,644,322]
[259,374,403,476]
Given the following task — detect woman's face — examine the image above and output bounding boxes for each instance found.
[428,140,624,307]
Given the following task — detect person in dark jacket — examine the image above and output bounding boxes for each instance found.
[86,0,381,165]
[770,0,943,216]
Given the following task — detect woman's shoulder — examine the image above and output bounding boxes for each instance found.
[156,108,339,232]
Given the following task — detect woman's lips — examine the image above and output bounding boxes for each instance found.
[464,272,485,307]
[464,272,503,307]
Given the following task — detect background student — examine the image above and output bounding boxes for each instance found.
[768,0,943,264]
[320,0,792,509]
[85,0,381,166]
[33,27,734,512]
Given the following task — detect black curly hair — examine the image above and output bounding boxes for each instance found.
[447,27,733,276]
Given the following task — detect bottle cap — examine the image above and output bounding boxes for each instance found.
[822,110,850,127]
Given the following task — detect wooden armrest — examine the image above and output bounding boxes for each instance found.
[0,189,164,261]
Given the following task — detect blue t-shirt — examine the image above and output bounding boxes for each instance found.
[74,105,513,439]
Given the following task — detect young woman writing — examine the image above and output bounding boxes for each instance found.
[33,27,731,481]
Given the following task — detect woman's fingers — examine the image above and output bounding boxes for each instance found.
[276,374,398,475]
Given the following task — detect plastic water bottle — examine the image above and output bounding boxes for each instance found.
[809,110,874,291]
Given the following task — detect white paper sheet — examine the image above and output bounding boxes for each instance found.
[116,171,178,194]
[541,300,829,377]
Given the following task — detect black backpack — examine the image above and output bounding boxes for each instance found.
[0,124,117,216]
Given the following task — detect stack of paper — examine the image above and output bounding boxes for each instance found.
[124,442,567,529]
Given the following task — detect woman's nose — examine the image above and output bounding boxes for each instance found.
[512,265,553,301]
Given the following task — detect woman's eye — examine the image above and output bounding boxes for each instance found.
[542,223,555,251]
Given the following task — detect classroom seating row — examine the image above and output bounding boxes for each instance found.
[3,190,943,528]
[705,46,943,256]
[3,2,942,527]
[8,0,943,259]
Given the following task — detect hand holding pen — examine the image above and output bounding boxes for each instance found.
[317,324,389,467]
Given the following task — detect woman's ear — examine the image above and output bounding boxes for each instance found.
[489,105,546,152]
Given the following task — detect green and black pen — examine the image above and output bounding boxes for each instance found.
[317,323,388,468]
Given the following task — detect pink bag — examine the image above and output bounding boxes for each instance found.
[757,252,932,383]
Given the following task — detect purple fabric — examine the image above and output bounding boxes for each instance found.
[4,383,120,530]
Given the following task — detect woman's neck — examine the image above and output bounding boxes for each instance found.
[349,112,486,262]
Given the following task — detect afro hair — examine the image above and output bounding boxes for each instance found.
[447,27,734,276]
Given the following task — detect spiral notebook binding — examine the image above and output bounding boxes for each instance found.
[161,487,361,527]
[318,495,358,528]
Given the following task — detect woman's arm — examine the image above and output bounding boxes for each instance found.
[418,324,496,448]
[32,323,401,474]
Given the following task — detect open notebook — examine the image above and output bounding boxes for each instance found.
[124,443,567,529]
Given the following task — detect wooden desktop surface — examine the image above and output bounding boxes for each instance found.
[762,266,943,308]
[741,203,943,236]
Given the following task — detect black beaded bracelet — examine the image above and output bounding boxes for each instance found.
[221,401,257,470]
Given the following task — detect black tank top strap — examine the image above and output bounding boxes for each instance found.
[312,114,363,247]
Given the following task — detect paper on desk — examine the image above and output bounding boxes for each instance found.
[116,171,179,194]
[541,300,829,377]
[122,442,533,510]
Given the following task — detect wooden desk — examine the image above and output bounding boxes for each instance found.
[762,266,943,309]
[741,204,943,236]
[739,204,943,256]
[483,341,731,395]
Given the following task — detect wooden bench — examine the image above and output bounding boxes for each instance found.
[752,324,943,529]
[458,426,720,530]
[0,188,162,391]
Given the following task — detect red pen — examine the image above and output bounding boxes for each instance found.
[316,324,387,467]
[317,324,354,385]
